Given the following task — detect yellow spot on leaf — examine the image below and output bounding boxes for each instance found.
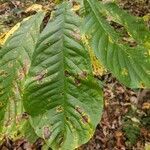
[0,33,6,46]
[56,105,64,113]
[148,50,150,57]
[121,68,128,76]
[144,41,150,49]
[143,13,150,22]
[144,49,150,58]
[0,23,20,45]
[82,35,106,76]
[81,34,90,45]
[88,127,94,139]
[71,4,81,12]
[108,36,113,43]
[91,52,106,76]
[146,70,150,75]
[127,31,132,37]
[139,82,146,88]
[0,102,3,107]
[0,16,31,46]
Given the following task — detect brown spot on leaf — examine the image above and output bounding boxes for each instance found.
[5,118,12,127]
[82,114,89,124]
[18,60,30,80]
[0,70,8,77]
[75,106,89,124]
[43,127,51,140]
[74,78,81,86]
[71,30,81,41]
[21,112,29,119]
[56,105,64,113]
[64,70,70,77]
[36,74,45,81]
[78,71,88,79]
[139,82,146,88]
[33,138,44,149]
[75,106,83,114]
[35,70,47,83]
[58,135,64,147]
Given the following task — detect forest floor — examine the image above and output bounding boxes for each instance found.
[0,0,150,150]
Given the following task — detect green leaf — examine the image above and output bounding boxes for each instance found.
[98,2,150,45]
[24,2,103,150]
[83,0,150,88]
[0,12,45,135]
[22,121,39,143]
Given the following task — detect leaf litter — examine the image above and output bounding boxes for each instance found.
[0,0,149,150]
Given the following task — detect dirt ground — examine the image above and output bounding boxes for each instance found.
[0,0,150,150]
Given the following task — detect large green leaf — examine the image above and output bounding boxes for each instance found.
[83,0,150,88]
[24,2,103,150]
[0,12,45,135]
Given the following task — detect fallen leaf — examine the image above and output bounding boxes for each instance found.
[142,102,150,110]
[25,4,43,13]
[145,143,150,150]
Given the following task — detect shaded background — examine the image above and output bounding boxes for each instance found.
[0,0,150,149]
